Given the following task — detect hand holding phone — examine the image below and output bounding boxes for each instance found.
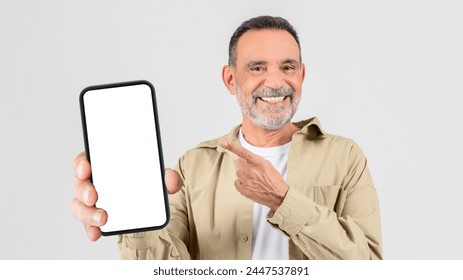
[78,80,170,236]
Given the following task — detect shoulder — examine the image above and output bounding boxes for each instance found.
[178,124,241,165]
[296,117,364,154]
[323,133,364,154]
[295,118,368,166]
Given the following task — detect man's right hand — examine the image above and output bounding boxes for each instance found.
[70,151,183,241]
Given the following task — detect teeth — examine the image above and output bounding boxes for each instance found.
[260,96,285,103]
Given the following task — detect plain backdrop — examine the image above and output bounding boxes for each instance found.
[1,0,462,259]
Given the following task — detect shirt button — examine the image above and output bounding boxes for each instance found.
[240,235,248,242]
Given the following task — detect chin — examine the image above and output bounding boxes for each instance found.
[253,118,291,131]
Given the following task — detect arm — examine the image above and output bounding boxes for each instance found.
[268,142,382,259]
[220,140,382,260]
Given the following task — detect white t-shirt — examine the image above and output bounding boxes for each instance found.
[238,130,290,260]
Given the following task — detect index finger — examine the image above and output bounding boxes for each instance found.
[219,139,261,164]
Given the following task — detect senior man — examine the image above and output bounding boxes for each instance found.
[71,15,383,260]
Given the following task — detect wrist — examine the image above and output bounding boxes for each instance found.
[270,184,289,211]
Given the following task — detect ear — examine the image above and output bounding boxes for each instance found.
[222,65,237,95]
[301,63,306,82]
[301,63,305,82]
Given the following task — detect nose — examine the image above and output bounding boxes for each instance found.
[263,68,285,89]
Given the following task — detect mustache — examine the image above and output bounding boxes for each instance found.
[252,87,295,101]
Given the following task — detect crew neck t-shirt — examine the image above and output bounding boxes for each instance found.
[238,130,290,260]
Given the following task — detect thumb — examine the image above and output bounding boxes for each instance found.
[164,168,183,194]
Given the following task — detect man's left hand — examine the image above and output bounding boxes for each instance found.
[220,140,289,211]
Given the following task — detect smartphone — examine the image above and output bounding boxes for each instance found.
[79,80,169,236]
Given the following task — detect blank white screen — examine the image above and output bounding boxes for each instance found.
[83,83,167,233]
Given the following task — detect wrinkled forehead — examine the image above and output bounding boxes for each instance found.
[235,29,301,65]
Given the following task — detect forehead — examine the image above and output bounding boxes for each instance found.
[235,29,300,64]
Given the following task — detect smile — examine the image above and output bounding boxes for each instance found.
[258,96,288,103]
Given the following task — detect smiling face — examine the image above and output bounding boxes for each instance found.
[223,29,305,131]
[235,83,299,130]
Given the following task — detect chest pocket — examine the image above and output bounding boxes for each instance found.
[313,185,347,216]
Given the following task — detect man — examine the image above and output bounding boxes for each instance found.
[71,16,383,260]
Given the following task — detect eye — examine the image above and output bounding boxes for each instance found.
[282,64,297,72]
[250,66,264,72]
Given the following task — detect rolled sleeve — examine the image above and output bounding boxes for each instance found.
[267,187,316,236]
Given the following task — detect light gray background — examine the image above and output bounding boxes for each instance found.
[1,0,462,259]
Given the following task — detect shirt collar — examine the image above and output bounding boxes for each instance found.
[293,117,327,139]
[199,117,327,152]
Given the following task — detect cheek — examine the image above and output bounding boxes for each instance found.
[288,79,303,95]
[240,74,265,92]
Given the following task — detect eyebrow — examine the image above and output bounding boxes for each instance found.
[245,60,267,69]
[245,59,301,69]
[281,59,301,67]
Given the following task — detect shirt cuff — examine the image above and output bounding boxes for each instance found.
[267,186,315,236]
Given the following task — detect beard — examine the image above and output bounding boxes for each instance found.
[235,86,300,130]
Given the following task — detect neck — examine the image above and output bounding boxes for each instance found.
[241,117,300,147]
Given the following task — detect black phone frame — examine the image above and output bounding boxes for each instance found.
[79,80,170,236]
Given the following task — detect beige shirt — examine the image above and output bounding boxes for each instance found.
[117,117,383,260]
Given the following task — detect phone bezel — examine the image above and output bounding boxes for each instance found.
[79,80,170,236]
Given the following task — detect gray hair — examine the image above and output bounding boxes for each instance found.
[228,15,301,67]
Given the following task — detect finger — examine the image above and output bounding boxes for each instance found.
[73,177,98,207]
[85,224,102,241]
[70,198,108,227]
[73,151,91,180]
[165,168,183,194]
[234,179,245,196]
[234,157,249,171]
[235,167,247,180]
[219,139,261,164]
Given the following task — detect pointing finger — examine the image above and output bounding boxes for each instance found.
[219,139,261,164]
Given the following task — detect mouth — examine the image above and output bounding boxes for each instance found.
[257,96,290,103]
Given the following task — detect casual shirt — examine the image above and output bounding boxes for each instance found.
[117,117,383,260]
